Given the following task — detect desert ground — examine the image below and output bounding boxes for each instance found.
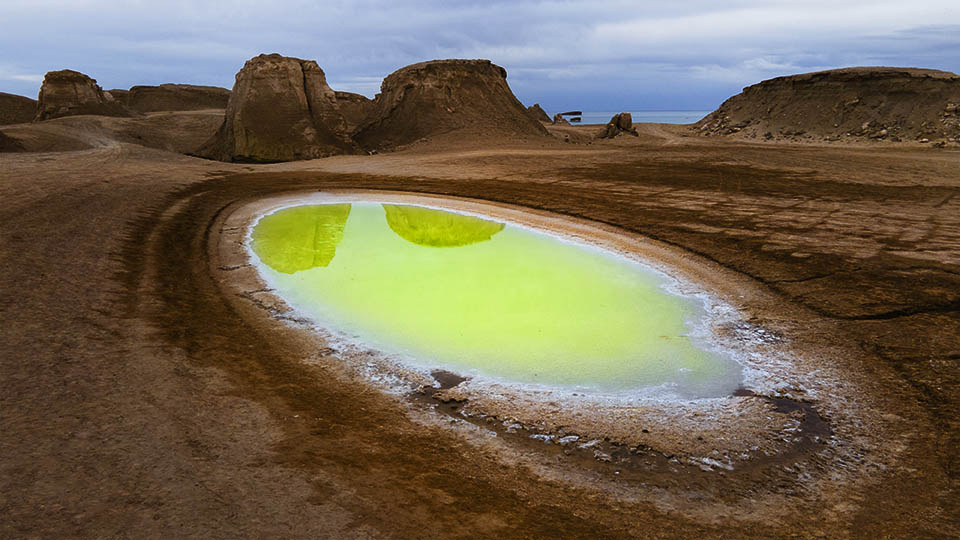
[2,111,959,538]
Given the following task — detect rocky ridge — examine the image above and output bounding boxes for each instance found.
[696,67,960,146]
[119,84,230,113]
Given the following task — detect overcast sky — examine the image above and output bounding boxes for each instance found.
[1,0,958,111]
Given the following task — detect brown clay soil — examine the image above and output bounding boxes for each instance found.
[2,117,959,538]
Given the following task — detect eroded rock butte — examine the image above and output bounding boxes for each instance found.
[197,53,358,163]
[353,59,548,150]
[35,69,129,121]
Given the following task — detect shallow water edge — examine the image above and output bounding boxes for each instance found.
[247,200,745,399]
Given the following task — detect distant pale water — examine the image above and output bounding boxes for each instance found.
[250,203,741,397]
[570,111,711,125]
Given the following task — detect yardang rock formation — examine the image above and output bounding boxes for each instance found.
[697,67,960,144]
[352,59,548,150]
[197,53,357,163]
[35,69,129,121]
[600,112,639,138]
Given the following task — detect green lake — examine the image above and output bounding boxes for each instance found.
[250,202,742,397]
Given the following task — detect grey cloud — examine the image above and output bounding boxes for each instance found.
[0,1,957,110]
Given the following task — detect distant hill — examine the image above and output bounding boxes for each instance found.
[0,92,36,125]
[696,67,960,145]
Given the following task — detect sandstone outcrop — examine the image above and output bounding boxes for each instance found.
[0,130,24,152]
[105,89,129,102]
[0,93,37,125]
[600,112,638,138]
[527,103,550,122]
[35,69,129,121]
[352,59,548,149]
[122,84,230,112]
[552,113,570,126]
[197,54,357,162]
[335,91,374,131]
[696,67,960,144]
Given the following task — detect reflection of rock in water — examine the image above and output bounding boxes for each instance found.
[382,205,504,248]
[252,204,352,273]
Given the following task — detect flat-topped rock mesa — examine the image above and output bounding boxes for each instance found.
[0,93,37,125]
[697,67,960,144]
[197,53,357,163]
[527,103,551,123]
[334,91,374,131]
[353,59,548,149]
[118,84,231,113]
[35,69,130,121]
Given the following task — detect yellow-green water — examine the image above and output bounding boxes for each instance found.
[251,203,741,397]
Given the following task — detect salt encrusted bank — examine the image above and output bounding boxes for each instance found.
[213,190,892,483]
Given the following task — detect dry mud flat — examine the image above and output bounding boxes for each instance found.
[1,124,959,538]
